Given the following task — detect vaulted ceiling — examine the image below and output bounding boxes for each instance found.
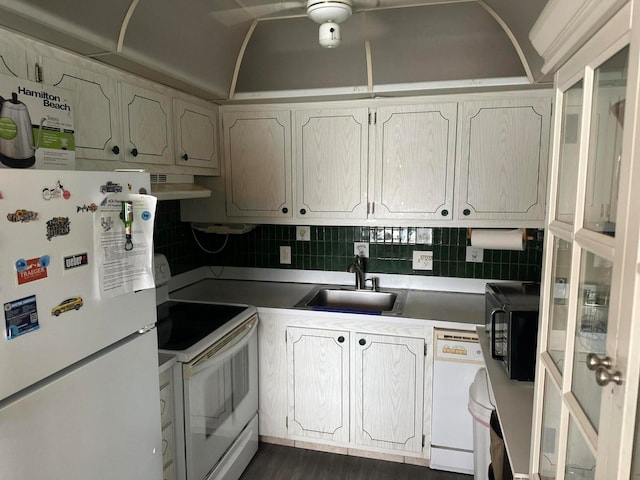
[0,0,550,101]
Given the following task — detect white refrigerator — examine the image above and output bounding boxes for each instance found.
[0,169,163,480]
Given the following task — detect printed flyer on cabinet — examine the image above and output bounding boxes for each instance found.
[0,73,75,170]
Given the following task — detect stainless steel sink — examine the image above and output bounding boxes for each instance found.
[295,286,406,315]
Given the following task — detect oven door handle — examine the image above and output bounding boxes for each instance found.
[183,315,258,380]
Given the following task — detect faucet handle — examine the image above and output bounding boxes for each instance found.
[366,277,380,292]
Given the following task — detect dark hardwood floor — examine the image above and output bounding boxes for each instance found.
[239,443,472,480]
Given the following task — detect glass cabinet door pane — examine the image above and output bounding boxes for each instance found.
[539,376,562,479]
[547,238,573,371]
[566,417,596,480]
[571,251,612,430]
[556,81,584,224]
[584,46,629,237]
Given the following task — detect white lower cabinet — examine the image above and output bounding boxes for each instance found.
[281,320,427,457]
[287,327,350,443]
[353,332,425,454]
[159,364,177,480]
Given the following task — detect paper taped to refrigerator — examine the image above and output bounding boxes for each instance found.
[95,194,157,298]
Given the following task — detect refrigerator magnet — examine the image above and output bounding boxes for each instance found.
[4,295,39,340]
[42,180,70,200]
[76,203,97,213]
[45,217,70,240]
[15,255,49,285]
[50,296,83,316]
[63,252,88,270]
[7,209,38,222]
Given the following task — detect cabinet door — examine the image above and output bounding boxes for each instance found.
[120,83,174,165]
[353,333,425,454]
[40,57,122,162]
[294,108,368,219]
[532,7,640,478]
[457,96,551,221]
[373,103,456,220]
[286,326,350,443]
[0,36,28,78]
[173,98,219,173]
[223,111,292,218]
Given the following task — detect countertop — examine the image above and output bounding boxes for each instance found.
[168,277,486,329]
[477,327,534,479]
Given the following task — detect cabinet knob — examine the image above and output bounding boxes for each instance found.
[441,209,449,217]
[131,148,138,157]
[337,336,345,343]
[300,208,306,215]
[463,208,471,216]
[282,207,288,214]
[182,153,189,161]
[359,338,366,346]
[111,145,120,155]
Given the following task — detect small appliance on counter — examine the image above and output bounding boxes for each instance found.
[485,282,540,381]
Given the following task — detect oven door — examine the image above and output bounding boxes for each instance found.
[182,315,258,480]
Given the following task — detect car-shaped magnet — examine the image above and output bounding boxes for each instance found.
[51,297,83,316]
[100,181,123,194]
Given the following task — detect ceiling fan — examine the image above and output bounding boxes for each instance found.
[211,0,389,48]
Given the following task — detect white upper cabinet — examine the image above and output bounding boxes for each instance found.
[223,110,292,218]
[120,83,174,165]
[456,96,551,222]
[294,108,369,219]
[373,103,457,221]
[0,36,29,79]
[39,55,123,162]
[173,98,219,172]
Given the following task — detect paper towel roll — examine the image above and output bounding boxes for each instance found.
[470,228,525,251]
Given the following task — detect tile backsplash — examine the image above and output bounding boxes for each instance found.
[154,200,543,282]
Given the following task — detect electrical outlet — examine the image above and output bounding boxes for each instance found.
[416,228,433,245]
[279,246,291,264]
[354,242,369,258]
[412,250,433,270]
[296,226,311,241]
[466,246,484,263]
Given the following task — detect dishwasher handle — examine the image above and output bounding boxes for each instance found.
[490,308,505,360]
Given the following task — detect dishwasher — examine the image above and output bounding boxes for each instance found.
[430,329,485,475]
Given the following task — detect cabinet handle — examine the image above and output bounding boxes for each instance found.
[111,145,120,155]
[463,208,471,216]
[131,148,138,157]
[359,338,366,346]
[441,209,449,217]
[182,153,189,161]
[282,207,288,214]
[337,336,345,343]
[300,208,306,215]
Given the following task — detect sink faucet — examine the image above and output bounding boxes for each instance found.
[347,255,366,290]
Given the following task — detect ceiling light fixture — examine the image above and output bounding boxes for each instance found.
[307,0,352,48]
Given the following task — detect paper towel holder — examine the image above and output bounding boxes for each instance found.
[466,228,535,242]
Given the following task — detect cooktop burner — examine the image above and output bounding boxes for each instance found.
[156,301,248,351]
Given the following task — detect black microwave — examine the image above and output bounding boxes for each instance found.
[485,282,540,381]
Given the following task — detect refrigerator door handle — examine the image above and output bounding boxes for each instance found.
[137,323,156,334]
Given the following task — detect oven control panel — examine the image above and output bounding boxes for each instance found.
[154,253,172,286]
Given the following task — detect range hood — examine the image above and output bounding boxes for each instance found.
[149,174,211,201]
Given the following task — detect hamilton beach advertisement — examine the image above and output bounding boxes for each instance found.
[0,73,75,170]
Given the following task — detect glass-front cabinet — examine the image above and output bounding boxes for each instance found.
[531,3,640,479]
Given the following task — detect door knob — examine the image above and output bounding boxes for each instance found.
[182,153,189,161]
[586,353,613,371]
[131,148,138,157]
[595,366,623,386]
[359,338,366,346]
[111,145,120,155]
